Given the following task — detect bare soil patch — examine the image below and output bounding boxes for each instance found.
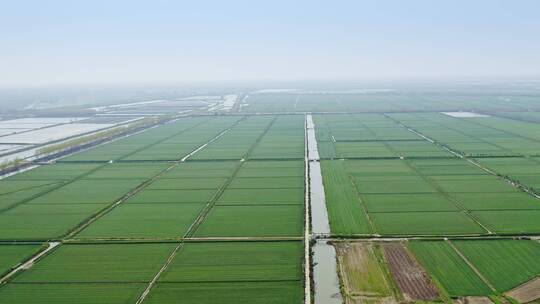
[454,296,493,304]
[506,277,540,303]
[382,242,439,301]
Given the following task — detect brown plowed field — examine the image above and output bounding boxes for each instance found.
[506,277,540,303]
[382,243,439,300]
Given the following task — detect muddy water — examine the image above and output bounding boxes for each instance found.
[306,114,331,234]
[313,240,343,304]
[306,114,319,160]
[310,161,331,234]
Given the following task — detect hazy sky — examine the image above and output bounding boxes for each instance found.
[1,0,539,86]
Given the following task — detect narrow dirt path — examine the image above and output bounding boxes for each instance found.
[0,241,60,284]
[304,114,312,304]
[446,239,497,293]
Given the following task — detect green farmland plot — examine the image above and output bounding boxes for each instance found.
[453,240,540,292]
[0,244,41,276]
[0,243,176,304]
[160,242,303,282]
[476,157,540,192]
[0,283,146,304]
[236,161,304,178]
[320,160,371,234]
[319,156,540,235]
[59,116,242,162]
[0,163,104,210]
[75,160,237,239]
[409,241,492,297]
[12,243,175,282]
[388,113,540,156]
[147,234,303,303]
[228,176,303,189]
[192,116,275,160]
[60,117,209,161]
[0,203,108,240]
[160,161,239,178]
[362,193,458,212]
[147,177,228,190]
[26,178,147,205]
[194,205,304,237]
[450,192,540,210]
[7,163,103,181]
[146,281,303,304]
[249,115,305,159]
[0,180,64,210]
[127,189,217,203]
[472,210,540,234]
[217,188,303,205]
[371,211,485,235]
[75,202,205,239]
[123,116,241,161]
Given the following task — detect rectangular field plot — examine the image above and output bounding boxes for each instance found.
[60,117,210,161]
[0,283,146,304]
[334,242,394,301]
[194,205,303,237]
[75,203,205,239]
[388,113,540,156]
[143,241,303,303]
[471,210,540,234]
[127,189,217,203]
[12,243,174,283]
[26,179,147,205]
[160,161,239,178]
[0,204,108,240]
[160,242,302,282]
[192,116,275,160]
[453,240,540,292]
[228,176,303,189]
[0,244,41,276]
[321,158,530,235]
[7,163,102,181]
[123,117,241,161]
[147,177,228,190]
[408,241,492,297]
[0,163,172,240]
[313,113,450,159]
[0,163,103,210]
[236,160,304,177]
[217,188,303,205]
[75,161,238,239]
[61,116,240,161]
[145,281,303,304]
[362,193,458,212]
[320,160,371,234]
[370,211,484,235]
[249,115,305,159]
[476,157,540,193]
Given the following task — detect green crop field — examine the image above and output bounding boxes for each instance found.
[453,240,540,292]
[408,241,492,296]
[159,242,302,282]
[2,91,540,303]
[0,245,41,276]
